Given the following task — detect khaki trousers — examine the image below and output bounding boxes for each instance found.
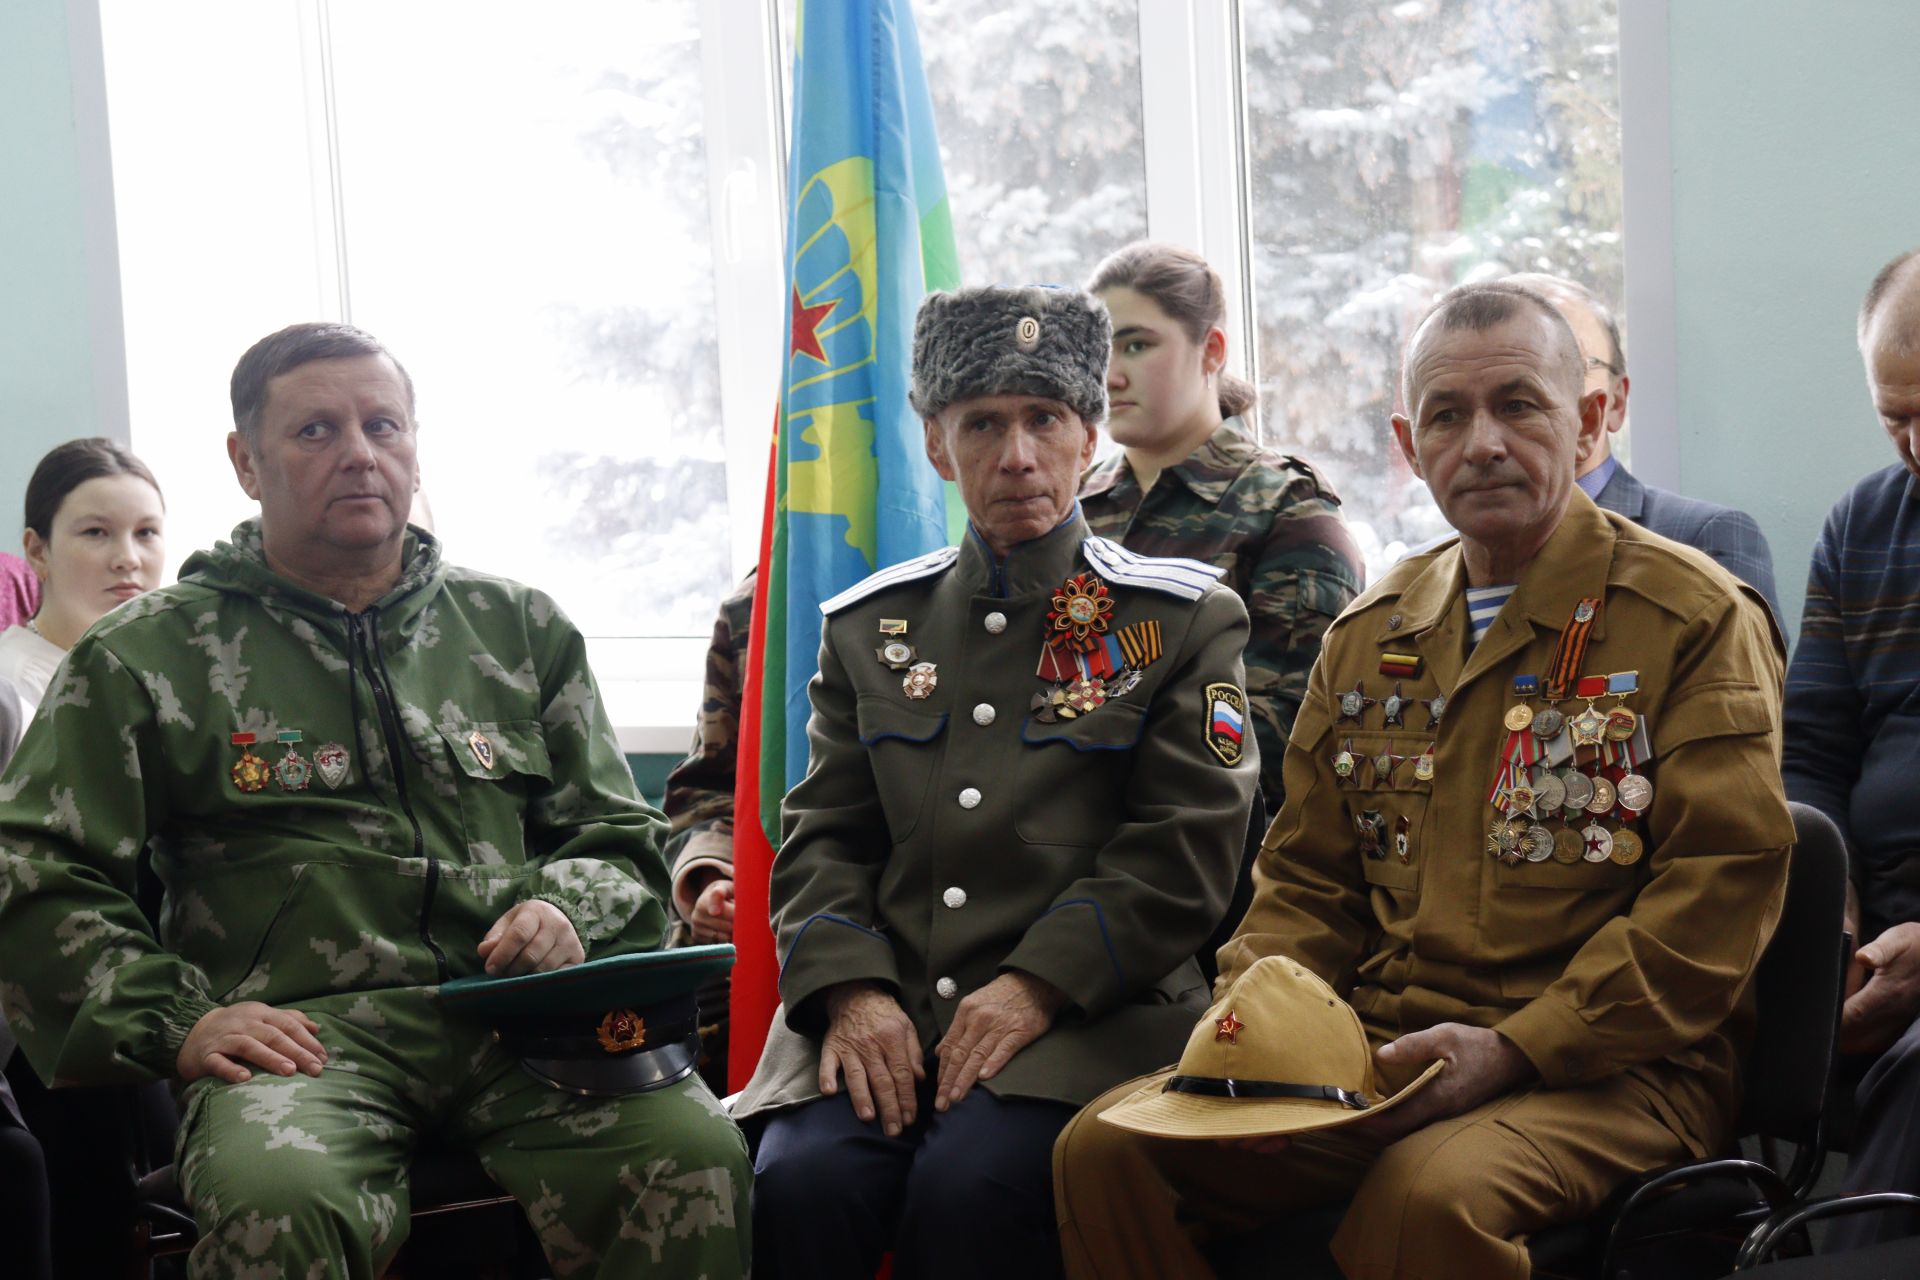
[1054,1066,1707,1280]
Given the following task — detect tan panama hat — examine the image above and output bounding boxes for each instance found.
[1099,955,1444,1140]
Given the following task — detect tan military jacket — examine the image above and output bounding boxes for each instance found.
[1220,491,1792,1155]
[735,511,1259,1118]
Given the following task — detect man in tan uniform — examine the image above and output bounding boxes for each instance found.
[1053,281,1792,1279]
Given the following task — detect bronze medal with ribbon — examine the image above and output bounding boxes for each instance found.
[230,732,271,794]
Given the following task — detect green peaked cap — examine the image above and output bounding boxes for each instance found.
[438,944,735,1018]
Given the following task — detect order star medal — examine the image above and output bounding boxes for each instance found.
[314,742,351,790]
[903,662,939,700]
[273,730,313,791]
[1045,572,1114,654]
[229,732,271,794]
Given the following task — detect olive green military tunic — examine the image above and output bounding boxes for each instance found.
[1056,491,1794,1279]
[735,511,1260,1119]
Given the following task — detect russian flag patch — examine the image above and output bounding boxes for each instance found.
[1205,683,1248,766]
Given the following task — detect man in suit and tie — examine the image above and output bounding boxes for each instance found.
[1506,273,1781,623]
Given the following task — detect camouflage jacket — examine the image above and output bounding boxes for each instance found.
[662,570,754,935]
[1079,417,1364,812]
[0,521,669,1086]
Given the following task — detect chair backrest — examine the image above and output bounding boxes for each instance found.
[1739,801,1851,1144]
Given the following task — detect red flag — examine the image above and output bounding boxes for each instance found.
[728,426,782,1093]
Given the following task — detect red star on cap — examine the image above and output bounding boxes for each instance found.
[1214,1010,1245,1044]
[790,286,836,364]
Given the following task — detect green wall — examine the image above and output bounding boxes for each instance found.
[1665,1,1920,642]
[0,0,126,543]
[626,753,679,807]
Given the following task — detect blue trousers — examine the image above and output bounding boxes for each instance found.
[752,1067,1075,1280]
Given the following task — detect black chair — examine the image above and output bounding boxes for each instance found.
[1565,801,1853,1279]
[1727,1193,1920,1274]
[1198,791,1267,990]
[1213,800,1851,1280]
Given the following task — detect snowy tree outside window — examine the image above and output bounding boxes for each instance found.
[1245,0,1623,572]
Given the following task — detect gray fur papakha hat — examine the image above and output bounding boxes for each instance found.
[908,285,1110,425]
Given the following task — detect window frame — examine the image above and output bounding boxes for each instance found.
[79,0,1664,742]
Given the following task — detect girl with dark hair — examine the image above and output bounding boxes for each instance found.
[0,439,165,1280]
[0,437,166,763]
[1079,241,1365,814]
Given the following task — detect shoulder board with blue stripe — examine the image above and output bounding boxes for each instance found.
[819,546,962,616]
[1082,536,1223,602]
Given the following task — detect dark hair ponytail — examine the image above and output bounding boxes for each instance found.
[24,438,165,541]
[1087,241,1256,421]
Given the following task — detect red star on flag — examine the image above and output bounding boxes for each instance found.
[790,286,836,364]
[1214,1010,1245,1044]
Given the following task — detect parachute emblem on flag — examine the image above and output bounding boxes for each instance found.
[730,0,961,1093]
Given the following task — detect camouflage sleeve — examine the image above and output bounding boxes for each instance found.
[1244,489,1365,815]
[0,640,217,1085]
[522,595,672,953]
[663,574,753,920]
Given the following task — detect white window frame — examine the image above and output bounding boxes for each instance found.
[1136,0,1256,392]
[1617,0,1677,487]
[75,0,1659,746]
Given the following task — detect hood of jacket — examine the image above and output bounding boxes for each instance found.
[179,518,446,645]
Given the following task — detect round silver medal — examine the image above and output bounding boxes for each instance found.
[1560,770,1595,812]
[1532,707,1566,739]
[1616,773,1653,812]
[1532,772,1568,813]
[1524,824,1555,862]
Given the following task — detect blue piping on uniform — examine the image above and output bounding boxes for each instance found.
[859,714,949,747]
[781,913,889,980]
[1019,717,1145,751]
[1041,897,1124,984]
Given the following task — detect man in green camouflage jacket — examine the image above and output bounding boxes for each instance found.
[0,323,749,1279]
[1081,419,1364,815]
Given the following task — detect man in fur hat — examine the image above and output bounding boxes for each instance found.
[736,284,1259,1279]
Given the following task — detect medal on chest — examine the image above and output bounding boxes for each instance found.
[273,730,313,791]
[314,742,352,789]
[1480,596,1661,870]
[230,732,271,794]
[1032,571,1161,723]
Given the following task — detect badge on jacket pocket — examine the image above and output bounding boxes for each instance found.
[1204,684,1247,766]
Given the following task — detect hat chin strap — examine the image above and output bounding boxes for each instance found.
[1162,1076,1372,1109]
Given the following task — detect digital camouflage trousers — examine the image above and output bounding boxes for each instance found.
[174,988,750,1279]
